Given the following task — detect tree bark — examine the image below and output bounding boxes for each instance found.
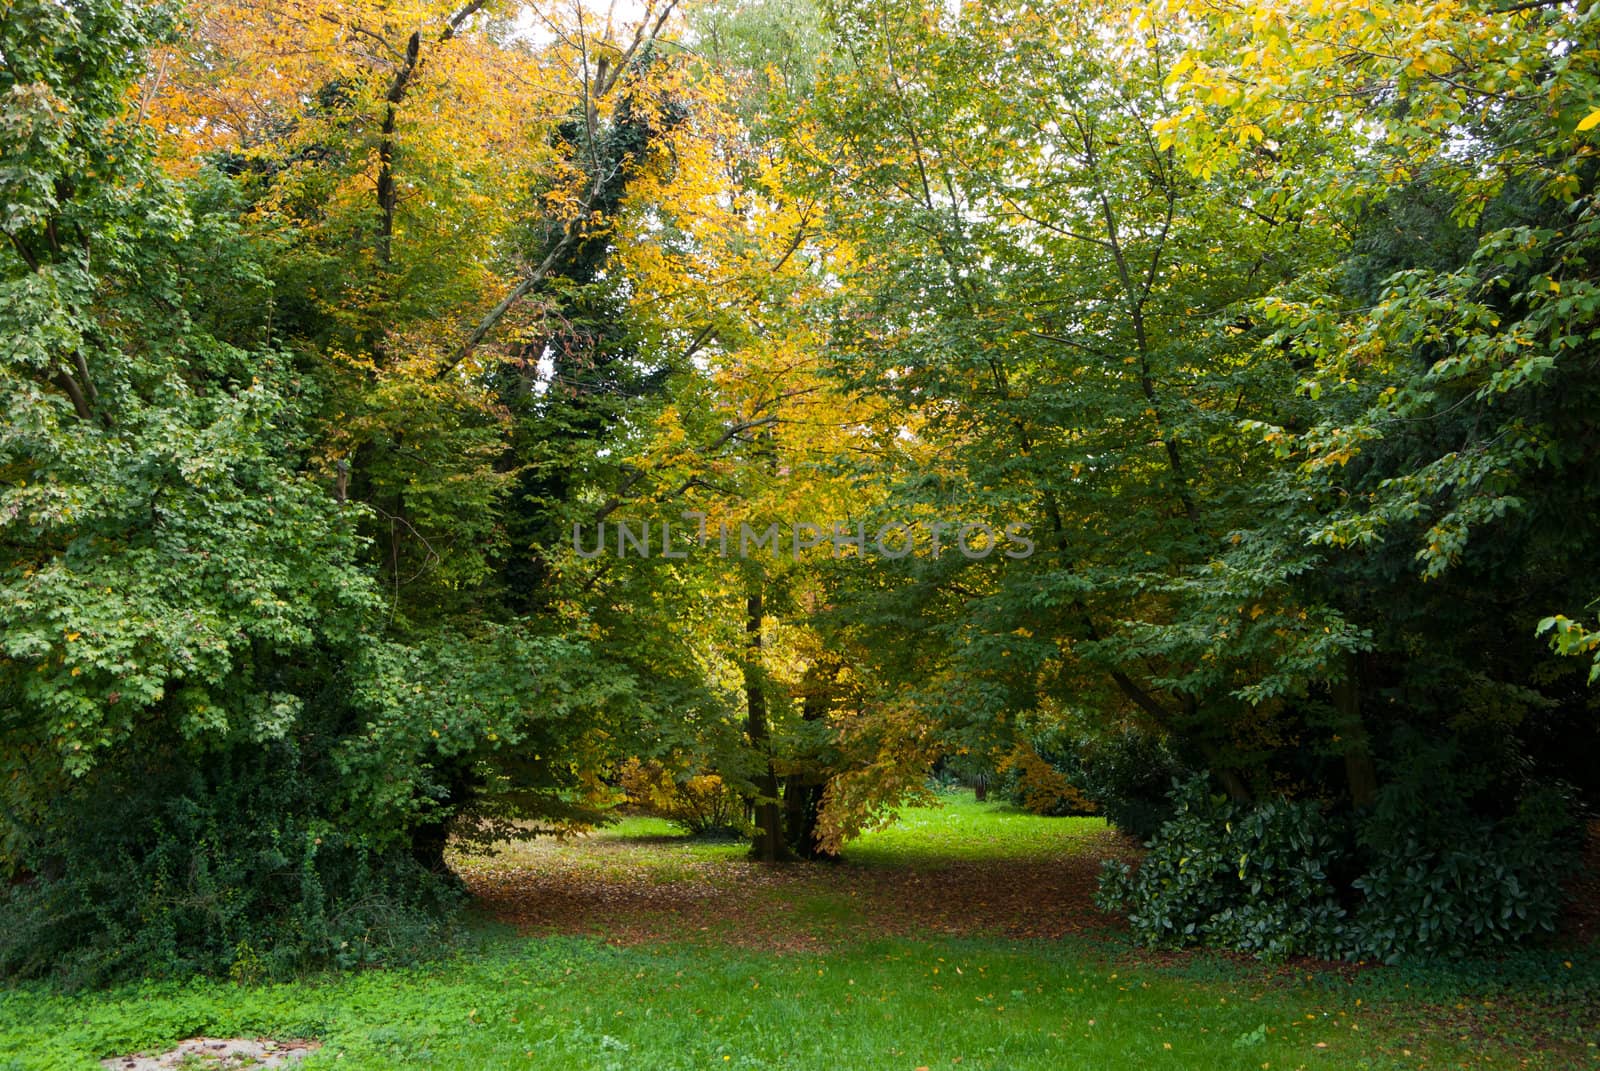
[374,30,421,280]
[367,0,483,363]
[782,662,837,860]
[744,584,790,862]
[1333,651,1379,808]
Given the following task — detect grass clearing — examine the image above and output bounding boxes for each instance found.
[3,797,1595,1070]
[845,800,1111,867]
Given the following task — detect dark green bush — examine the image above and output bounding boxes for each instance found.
[1095,778,1351,960]
[1070,730,1191,839]
[1351,779,1579,962]
[1097,771,1582,963]
[0,737,463,989]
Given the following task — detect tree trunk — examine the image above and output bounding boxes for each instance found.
[1333,651,1379,808]
[409,760,478,875]
[782,664,837,860]
[410,820,451,875]
[782,778,829,859]
[744,584,790,862]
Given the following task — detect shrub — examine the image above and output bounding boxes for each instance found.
[998,721,1188,836]
[619,759,750,839]
[1097,771,1583,963]
[0,739,463,989]
[1095,777,1351,960]
[1351,779,1580,962]
[996,741,1096,817]
[1070,730,1191,840]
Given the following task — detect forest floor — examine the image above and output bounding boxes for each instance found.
[458,802,1136,947]
[4,797,1597,1071]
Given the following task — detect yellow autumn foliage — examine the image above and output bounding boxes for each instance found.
[997,741,1097,818]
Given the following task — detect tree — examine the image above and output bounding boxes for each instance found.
[784,0,1596,954]
[0,0,433,981]
[0,0,716,980]
[1165,0,1600,807]
[788,0,1348,799]
[140,0,720,873]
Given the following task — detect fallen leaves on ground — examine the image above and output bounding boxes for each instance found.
[459,825,1138,950]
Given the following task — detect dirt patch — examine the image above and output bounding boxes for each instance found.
[100,1038,319,1070]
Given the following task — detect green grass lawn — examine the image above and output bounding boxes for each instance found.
[3,798,1596,1070]
[454,797,1113,872]
[846,799,1111,868]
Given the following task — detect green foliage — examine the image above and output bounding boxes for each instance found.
[1068,731,1191,842]
[798,0,1600,963]
[999,720,1189,838]
[0,0,665,982]
[1098,771,1582,962]
[0,737,463,989]
[1096,779,1351,961]
[1352,755,1581,963]
[691,0,824,119]
[0,0,422,982]
[1537,614,1600,683]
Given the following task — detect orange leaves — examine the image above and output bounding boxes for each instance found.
[996,740,1097,818]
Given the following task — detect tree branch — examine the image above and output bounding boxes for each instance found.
[51,365,93,421]
[436,3,681,376]
[435,218,587,380]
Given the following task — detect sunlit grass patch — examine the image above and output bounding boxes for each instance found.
[846,795,1120,867]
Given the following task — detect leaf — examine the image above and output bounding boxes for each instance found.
[1578,109,1600,132]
